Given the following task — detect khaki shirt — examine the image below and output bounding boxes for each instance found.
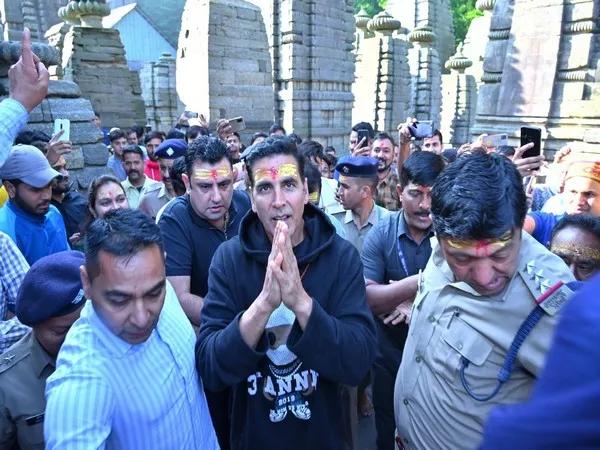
[0,333,55,450]
[331,202,390,254]
[139,182,171,219]
[121,176,162,210]
[394,232,576,450]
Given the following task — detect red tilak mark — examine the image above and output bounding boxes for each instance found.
[210,169,218,180]
[269,167,278,180]
[474,241,491,257]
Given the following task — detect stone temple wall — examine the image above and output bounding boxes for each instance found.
[251,0,356,151]
[352,11,412,137]
[472,0,600,159]
[177,0,274,138]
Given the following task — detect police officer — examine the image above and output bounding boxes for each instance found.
[330,156,389,254]
[139,138,187,219]
[393,152,576,450]
[0,251,85,450]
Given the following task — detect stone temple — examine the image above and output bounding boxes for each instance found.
[0,0,599,169]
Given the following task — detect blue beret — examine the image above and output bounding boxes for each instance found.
[16,251,86,326]
[154,139,187,159]
[335,156,379,178]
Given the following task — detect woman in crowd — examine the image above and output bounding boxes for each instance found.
[69,175,129,247]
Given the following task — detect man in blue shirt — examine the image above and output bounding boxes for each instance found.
[0,145,69,264]
[45,209,218,450]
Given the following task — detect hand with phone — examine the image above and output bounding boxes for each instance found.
[352,129,372,156]
[512,143,544,178]
[512,127,544,178]
[46,126,73,166]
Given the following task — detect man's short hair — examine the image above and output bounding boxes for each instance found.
[426,129,444,144]
[144,131,164,145]
[298,140,324,162]
[170,156,187,195]
[431,152,527,240]
[373,131,396,147]
[85,209,164,281]
[122,145,144,159]
[130,125,145,139]
[186,125,210,142]
[399,150,445,188]
[185,135,230,175]
[303,160,322,195]
[250,132,268,145]
[166,128,186,140]
[14,129,51,145]
[245,137,304,187]
[351,122,375,139]
[269,123,286,135]
[109,129,126,143]
[14,129,51,153]
[288,133,302,145]
[552,214,600,241]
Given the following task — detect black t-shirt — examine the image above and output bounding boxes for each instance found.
[158,190,251,298]
[51,190,88,238]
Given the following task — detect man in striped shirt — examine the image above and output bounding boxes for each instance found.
[44,209,218,450]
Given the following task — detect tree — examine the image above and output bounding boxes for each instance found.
[451,0,482,45]
[353,0,481,45]
[354,0,387,16]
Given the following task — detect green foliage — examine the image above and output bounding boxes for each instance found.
[352,0,482,45]
[354,0,387,17]
[451,0,483,45]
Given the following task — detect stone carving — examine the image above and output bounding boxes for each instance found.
[408,24,442,127]
[386,0,455,66]
[472,0,600,159]
[140,52,183,132]
[352,8,412,136]
[57,0,145,129]
[249,0,355,150]
[441,44,477,146]
[1,0,68,42]
[177,0,274,139]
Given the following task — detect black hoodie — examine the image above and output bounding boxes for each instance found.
[196,204,377,450]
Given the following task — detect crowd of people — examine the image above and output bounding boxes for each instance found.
[0,28,599,450]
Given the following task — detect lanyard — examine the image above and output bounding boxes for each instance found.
[397,237,409,276]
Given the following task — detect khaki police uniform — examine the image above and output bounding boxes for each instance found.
[0,332,53,450]
[330,202,390,254]
[394,232,576,450]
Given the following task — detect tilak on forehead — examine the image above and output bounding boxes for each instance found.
[254,163,299,182]
[193,167,232,181]
[550,244,600,261]
[446,230,513,251]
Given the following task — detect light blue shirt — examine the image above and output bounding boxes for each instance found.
[106,154,126,181]
[44,282,218,450]
[0,99,28,168]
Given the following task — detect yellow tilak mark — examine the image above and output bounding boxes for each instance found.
[193,167,232,181]
[254,163,299,183]
[550,244,600,261]
[446,230,513,250]
[308,192,319,204]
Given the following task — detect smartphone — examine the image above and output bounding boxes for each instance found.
[228,116,246,133]
[53,118,70,142]
[520,127,541,158]
[356,128,370,147]
[410,121,434,139]
[183,110,198,119]
[482,134,508,149]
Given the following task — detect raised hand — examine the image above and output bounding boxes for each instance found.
[512,142,544,178]
[8,28,49,112]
